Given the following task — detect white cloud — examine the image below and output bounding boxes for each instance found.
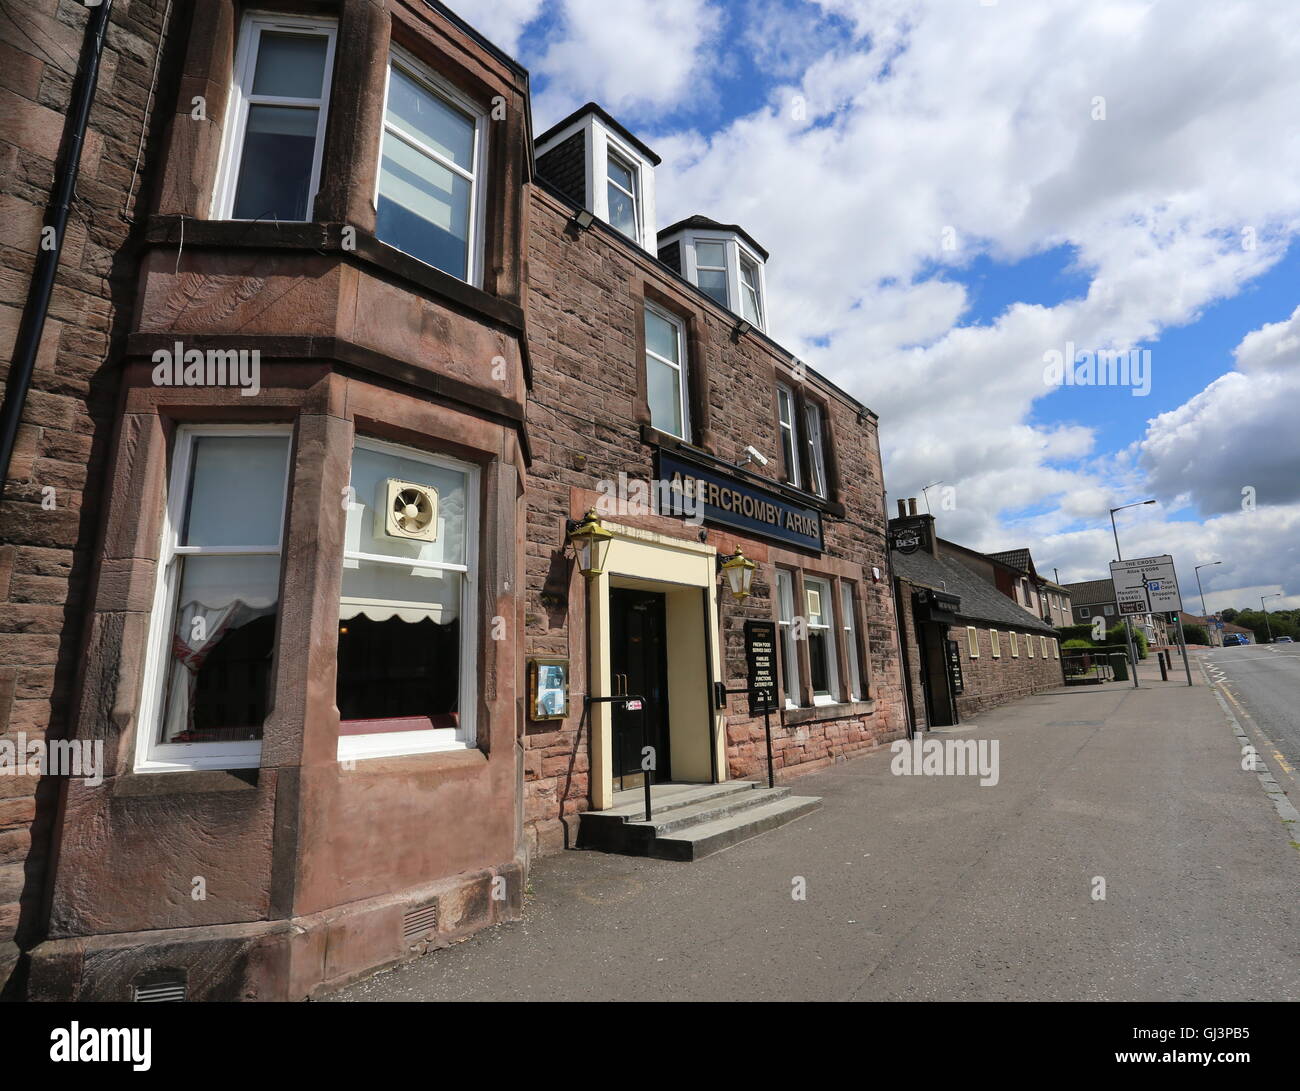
[1139,305,1300,515]
[444,0,546,56]
[531,0,724,127]
[644,0,1300,598]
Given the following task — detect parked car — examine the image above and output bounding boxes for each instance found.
[1222,633,1250,647]
[1274,636,1294,644]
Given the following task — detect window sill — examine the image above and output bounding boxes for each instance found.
[113,767,260,797]
[782,698,876,725]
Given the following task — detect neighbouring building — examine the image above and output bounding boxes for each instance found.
[524,102,908,858]
[984,548,1073,628]
[1064,578,1169,646]
[2,1,909,1001]
[889,502,1063,729]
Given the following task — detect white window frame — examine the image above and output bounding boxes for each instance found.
[212,13,338,222]
[804,402,828,498]
[1052,638,1060,660]
[671,228,768,332]
[644,301,690,440]
[840,582,864,701]
[1010,632,1019,658]
[738,247,766,328]
[967,626,979,657]
[991,629,1001,658]
[605,145,642,245]
[776,384,801,488]
[134,425,292,773]
[776,569,800,709]
[1103,604,1115,616]
[1041,635,1049,658]
[1026,632,1035,658]
[337,436,480,762]
[692,238,730,308]
[1078,606,1091,618]
[804,575,840,705]
[372,44,489,286]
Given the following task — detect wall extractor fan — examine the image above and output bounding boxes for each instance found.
[376,478,439,542]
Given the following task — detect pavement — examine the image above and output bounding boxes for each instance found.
[330,659,1300,1002]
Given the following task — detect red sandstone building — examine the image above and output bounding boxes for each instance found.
[1,1,906,1001]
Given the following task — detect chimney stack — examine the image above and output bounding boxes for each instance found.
[908,497,918,516]
[896,499,907,518]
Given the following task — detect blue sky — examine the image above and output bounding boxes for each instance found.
[454,0,1300,611]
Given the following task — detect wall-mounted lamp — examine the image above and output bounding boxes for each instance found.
[566,508,613,577]
[718,548,756,601]
[731,318,753,342]
[570,208,596,231]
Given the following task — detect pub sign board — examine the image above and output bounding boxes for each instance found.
[743,620,780,715]
[656,450,823,553]
[889,516,931,555]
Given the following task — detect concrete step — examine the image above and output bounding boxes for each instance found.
[651,794,822,861]
[621,785,793,841]
[601,781,759,820]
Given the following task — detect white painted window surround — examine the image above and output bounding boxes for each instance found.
[535,113,658,250]
[666,227,769,332]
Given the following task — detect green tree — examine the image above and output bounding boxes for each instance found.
[1183,624,1210,645]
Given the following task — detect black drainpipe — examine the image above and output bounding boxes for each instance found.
[0,0,114,496]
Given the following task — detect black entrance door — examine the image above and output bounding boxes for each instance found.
[609,588,672,790]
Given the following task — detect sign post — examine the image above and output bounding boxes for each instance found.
[1109,555,1192,686]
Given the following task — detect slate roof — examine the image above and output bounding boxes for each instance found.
[894,548,1057,634]
[1063,579,1116,607]
[987,548,1032,573]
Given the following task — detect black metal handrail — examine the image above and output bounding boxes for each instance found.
[585,694,651,820]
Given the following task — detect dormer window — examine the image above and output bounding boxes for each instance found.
[606,151,640,242]
[658,219,770,332]
[739,252,764,327]
[695,241,729,307]
[534,103,660,252]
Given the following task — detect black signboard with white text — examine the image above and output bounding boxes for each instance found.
[744,620,779,715]
[946,638,965,696]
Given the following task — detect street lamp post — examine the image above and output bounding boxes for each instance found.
[1261,593,1282,643]
[1109,500,1156,689]
[1195,560,1222,644]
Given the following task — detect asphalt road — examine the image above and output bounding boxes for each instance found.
[1199,644,1300,779]
[330,667,1299,1003]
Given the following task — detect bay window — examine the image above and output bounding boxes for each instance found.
[214,15,337,222]
[337,438,479,760]
[804,576,839,704]
[739,252,764,327]
[644,303,689,439]
[136,428,291,771]
[376,49,487,283]
[694,241,729,308]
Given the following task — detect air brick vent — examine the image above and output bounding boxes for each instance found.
[133,977,186,1002]
[403,902,439,943]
